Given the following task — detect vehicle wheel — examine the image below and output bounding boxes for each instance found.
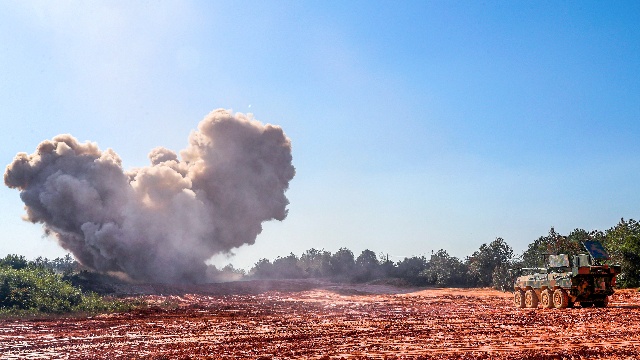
[553,289,569,309]
[540,289,554,309]
[525,289,539,308]
[514,290,525,308]
[580,301,593,308]
[593,297,609,308]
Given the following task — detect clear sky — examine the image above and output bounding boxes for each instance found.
[1,1,639,270]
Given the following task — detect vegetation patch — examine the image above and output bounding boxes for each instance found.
[0,255,135,317]
[246,218,640,290]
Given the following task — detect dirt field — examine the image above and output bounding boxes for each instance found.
[1,280,639,359]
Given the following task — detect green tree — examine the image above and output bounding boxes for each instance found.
[299,248,332,277]
[604,218,640,288]
[521,227,585,267]
[377,253,396,279]
[422,250,467,287]
[272,253,304,279]
[54,254,78,276]
[0,254,29,270]
[395,256,429,285]
[353,249,380,282]
[329,248,355,279]
[249,258,274,279]
[466,238,513,287]
[491,264,514,291]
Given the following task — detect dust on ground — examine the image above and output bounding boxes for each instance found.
[0,280,639,359]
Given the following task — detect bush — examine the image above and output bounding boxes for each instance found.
[0,263,130,316]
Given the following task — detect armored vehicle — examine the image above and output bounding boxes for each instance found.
[513,240,621,309]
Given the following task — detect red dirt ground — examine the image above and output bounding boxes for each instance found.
[1,280,639,359]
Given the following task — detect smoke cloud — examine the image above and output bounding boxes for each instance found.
[4,109,295,283]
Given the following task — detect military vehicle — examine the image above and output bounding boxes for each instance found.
[513,240,621,309]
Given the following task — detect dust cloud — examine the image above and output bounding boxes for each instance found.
[4,109,295,283]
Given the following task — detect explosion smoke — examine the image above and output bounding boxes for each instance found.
[4,109,295,283]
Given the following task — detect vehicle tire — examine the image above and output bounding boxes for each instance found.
[553,289,569,309]
[525,289,539,308]
[514,290,525,308]
[540,289,554,309]
[580,301,593,308]
[593,297,609,308]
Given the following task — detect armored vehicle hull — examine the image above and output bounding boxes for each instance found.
[513,241,620,309]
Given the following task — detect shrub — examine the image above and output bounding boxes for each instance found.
[0,264,130,315]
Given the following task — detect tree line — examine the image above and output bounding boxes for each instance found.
[3,218,638,292]
[242,218,640,290]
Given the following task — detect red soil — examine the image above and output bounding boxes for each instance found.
[1,280,639,359]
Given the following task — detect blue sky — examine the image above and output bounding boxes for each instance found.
[1,1,639,270]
